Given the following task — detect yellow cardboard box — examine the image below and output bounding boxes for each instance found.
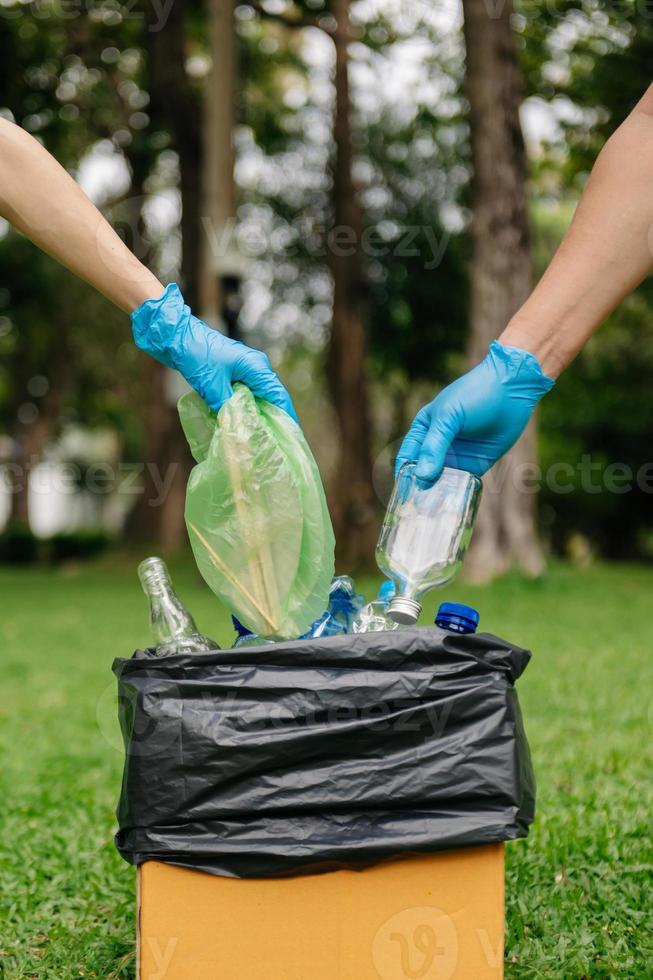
[138,843,504,980]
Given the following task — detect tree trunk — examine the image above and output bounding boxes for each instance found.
[327,0,377,567]
[461,0,545,580]
[125,0,201,553]
[199,0,239,334]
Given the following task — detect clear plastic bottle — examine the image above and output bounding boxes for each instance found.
[327,575,365,632]
[230,615,274,648]
[435,601,480,635]
[138,557,219,656]
[300,609,346,639]
[377,579,396,607]
[351,600,399,633]
[377,463,482,626]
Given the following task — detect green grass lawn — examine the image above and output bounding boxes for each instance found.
[0,557,651,978]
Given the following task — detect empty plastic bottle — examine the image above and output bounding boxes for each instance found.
[377,463,482,626]
[231,615,274,648]
[232,615,253,647]
[138,557,219,656]
[435,602,480,635]
[377,580,396,607]
[327,575,365,632]
[351,600,399,634]
[300,609,346,639]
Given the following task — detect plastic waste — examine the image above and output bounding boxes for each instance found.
[351,600,399,634]
[231,615,273,648]
[326,575,365,632]
[114,626,535,878]
[377,462,482,625]
[377,579,396,607]
[300,609,345,639]
[178,385,335,640]
[138,557,219,656]
[435,601,480,635]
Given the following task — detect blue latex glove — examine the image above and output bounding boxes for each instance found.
[396,340,555,482]
[131,283,298,422]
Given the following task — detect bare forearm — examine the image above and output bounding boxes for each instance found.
[0,119,163,313]
[501,84,653,377]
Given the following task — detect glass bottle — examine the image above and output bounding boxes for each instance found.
[435,601,480,635]
[376,463,482,626]
[138,557,219,656]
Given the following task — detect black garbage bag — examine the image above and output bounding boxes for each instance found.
[113,627,535,879]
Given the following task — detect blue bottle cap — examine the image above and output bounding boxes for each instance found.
[378,580,396,603]
[231,615,252,637]
[435,602,480,635]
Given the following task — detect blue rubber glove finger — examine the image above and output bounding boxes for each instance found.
[414,412,462,484]
[395,406,431,477]
[395,403,461,483]
[233,348,299,424]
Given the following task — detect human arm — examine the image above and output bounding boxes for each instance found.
[500,83,653,376]
[0,118,296,418]
[398,84,653,481]
[0,116,163,312]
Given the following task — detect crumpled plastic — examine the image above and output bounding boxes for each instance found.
[114,627,535,879]
[178,385,335,639]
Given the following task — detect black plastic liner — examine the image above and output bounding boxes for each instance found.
[113,627,535,878]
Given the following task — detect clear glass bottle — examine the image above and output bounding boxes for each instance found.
[376,463,482,626]
[138,557,219,656]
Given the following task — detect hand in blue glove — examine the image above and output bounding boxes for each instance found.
[396,340,555,482]
[131,283,298,422]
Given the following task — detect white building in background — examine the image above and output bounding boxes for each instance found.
[0,426,130,537]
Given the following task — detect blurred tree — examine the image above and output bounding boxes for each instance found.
[199,0,239,333]
[238,2,474,561]
[363,92,471,446]
[461,0,546,580]
[0,10,148,529]
[326,0,376,563]
[244,0,378,564]
[516,2,653,560]
[124,0,203,553]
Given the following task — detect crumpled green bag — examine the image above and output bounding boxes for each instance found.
[178,385,335,639]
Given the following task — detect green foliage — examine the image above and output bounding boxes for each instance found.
[363,109,470,385]
[49,529,112,563]
[0,522,40,563]
[0,525,113,564]
[515,7,653,558]
[0,560,651,976]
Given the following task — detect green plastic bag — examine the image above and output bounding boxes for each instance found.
[178,385,335,639]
